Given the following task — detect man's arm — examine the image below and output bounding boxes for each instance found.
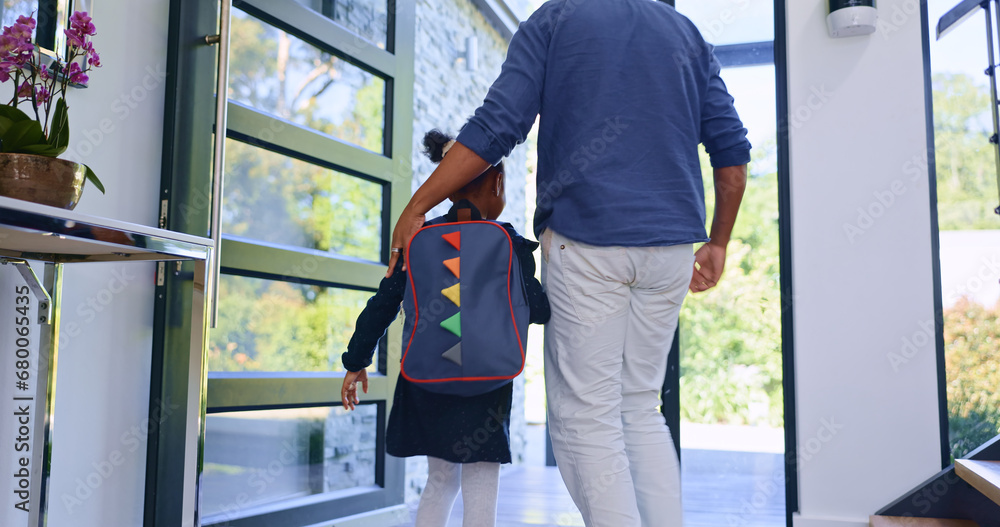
[386,143,491,275]
[690,164,747,293]
[386,5,558,276]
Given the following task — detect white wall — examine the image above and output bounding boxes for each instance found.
[42,1,169,525]
[786,1,942,526]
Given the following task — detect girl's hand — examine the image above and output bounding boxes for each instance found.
[341,369,369,410]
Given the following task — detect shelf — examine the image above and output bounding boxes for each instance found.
[0,195,212,263]
[0,195,214,526]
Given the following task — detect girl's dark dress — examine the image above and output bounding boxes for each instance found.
[341,203,549,464]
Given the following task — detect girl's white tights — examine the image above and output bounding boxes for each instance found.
[414,456,500,527]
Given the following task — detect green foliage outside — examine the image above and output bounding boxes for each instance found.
[208,276,373,372]
[933,74,1000,230]
[933,73,1000,459]
[945,298,1000,458]
[679,144,783,427]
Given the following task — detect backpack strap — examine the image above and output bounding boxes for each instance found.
[445,199,483,223]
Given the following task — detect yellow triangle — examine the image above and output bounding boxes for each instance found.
[442,283,461,307]
[443,257,460,279]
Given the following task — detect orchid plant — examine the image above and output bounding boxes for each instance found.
[0,12,104,193]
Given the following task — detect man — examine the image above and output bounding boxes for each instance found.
[387,0,750,524]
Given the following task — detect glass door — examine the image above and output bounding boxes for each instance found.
[150,0,415,525]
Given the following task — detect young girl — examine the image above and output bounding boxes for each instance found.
[340,130,549,527]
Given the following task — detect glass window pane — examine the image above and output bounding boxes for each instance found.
[229,8,386,153]
[223,139,383,261]
[674,0,774,46]
[201,405,379,520]
[210,275,375,372]
[928,0,1000,459]
[294,0,389,50]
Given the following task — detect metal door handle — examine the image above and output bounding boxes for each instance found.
[208,0,232,327]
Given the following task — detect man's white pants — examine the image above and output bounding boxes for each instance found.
[541,229,692,527]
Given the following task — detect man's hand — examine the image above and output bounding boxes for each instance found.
[341,369,369,410]
[690,163,746,293]
[690,242,727,293]
[386,207,426,277]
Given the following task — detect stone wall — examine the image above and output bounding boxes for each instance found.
[324,405,378,491]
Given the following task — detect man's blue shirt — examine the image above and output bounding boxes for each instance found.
[456,0,751,246]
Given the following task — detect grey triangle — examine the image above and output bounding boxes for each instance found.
[441,342,462,366]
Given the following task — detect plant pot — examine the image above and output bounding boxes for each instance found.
[0,153,87,210]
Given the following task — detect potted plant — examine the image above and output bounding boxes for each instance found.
[0,11,103,210]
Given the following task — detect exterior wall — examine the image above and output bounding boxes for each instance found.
[785,1,942,525]
[406,0,529,504]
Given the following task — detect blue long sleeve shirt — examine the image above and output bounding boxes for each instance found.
[456,0,751,246]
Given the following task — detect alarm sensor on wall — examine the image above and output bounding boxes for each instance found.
[828,0,878,38]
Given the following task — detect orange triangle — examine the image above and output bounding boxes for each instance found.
[443,257,460,279]
[442,231,461,251]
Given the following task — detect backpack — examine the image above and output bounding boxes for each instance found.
[400,206,530,396]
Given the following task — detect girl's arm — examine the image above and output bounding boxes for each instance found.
[342,261,406,410]
[341,260,407,372]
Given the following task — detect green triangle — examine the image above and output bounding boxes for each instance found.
[440,312,461,337]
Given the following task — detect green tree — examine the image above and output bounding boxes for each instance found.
[933,73,1000,230]
[679,143,783,427]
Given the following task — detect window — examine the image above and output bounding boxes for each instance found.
[927,0,1000,461]
[202,404,381,521]
[150,0,415,524]
[228,9,388,153]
